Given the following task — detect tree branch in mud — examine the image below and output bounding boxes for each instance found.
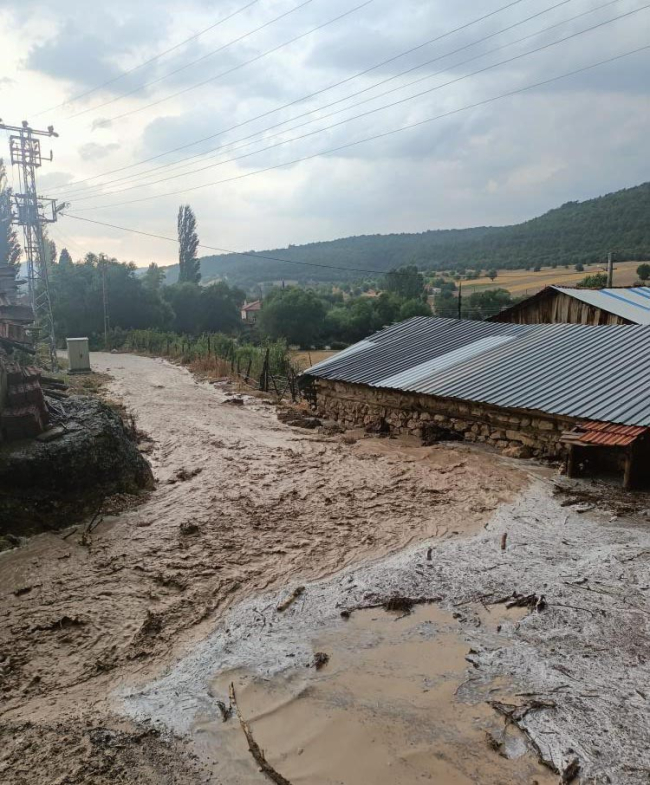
[229,683,293,785]
[276,586,304,612]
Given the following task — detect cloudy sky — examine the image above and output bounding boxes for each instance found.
[1,0,648,267]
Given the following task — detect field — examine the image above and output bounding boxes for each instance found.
[458,260,642,297]
[290,349,338,370]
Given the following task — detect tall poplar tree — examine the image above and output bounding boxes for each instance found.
[177,205,200,284]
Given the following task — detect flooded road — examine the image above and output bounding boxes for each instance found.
[204,604,553,785]
[0,352,527,784]
[4,352,650,784]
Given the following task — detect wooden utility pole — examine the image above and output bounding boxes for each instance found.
[606,252,614,287]
[457,281,462,319]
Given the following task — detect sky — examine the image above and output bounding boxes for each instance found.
[1,0,648,268]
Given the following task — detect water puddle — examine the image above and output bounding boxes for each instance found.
[195,604,555,784]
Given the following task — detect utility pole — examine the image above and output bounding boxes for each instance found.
[101,256,109,349]
[0,119,63,371]
[606,251,614,288]
[457,280,462,319]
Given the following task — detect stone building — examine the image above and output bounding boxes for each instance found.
[490,285,650,326]
[301,317,650,489]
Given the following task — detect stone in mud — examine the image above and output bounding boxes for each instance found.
[0,395,153,536]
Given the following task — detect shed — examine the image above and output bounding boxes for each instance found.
[302,317,650,489]
[490,286,650,326]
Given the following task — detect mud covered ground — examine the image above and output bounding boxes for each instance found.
[0,353,529,784]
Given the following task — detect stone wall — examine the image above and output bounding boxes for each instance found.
[311,378,575,459]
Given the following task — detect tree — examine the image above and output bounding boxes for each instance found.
[463,289,516,321]
[385,265,425,300]
[575,262,584,272]
[144,262,165,291]
[487,269,498,281]
[0,159,21,267]
[258,287,326,347]
[163,282,202,334]
[198,281,245,333]
[59,248,73,267]
[636,263,650,282]
[399,298,431,320]
[177,205,200,284]
[577,272,608,289]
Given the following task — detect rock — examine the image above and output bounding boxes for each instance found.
[0,396,153,535]
[36,426,66,443]
[502,445,533,459]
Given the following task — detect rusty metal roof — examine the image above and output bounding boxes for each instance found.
[305,317,650,427]
[565,421,650,447]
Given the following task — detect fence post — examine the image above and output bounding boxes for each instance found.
[207,334,211,355]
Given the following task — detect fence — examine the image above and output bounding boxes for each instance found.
[107,329,300,401]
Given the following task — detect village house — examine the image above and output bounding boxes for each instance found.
[301,316,650,489]
[240,300,262,324]
[490,285,650,325]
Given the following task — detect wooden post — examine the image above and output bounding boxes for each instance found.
[623,446,635,490]
[566,443,577,478]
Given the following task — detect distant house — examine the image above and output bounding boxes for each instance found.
[241,300,262,324]
[490,286,650,326]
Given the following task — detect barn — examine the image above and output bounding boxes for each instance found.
[301,317,650,489]
[490,285,650,326]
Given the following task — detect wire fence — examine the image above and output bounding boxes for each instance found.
[106,328,300,401]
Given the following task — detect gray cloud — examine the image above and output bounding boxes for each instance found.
[78,142,120,161]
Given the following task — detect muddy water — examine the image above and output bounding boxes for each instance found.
[199,605,554,785]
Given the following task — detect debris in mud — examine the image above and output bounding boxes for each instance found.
[311,651,330,670]
[179,520,201,536]
[342,595,441,618]
[561,757,581,783]
[277,407,322,430]
[277,585,305,612]
[229,682,294,785]
[31,615,85,633]
[499,592,547,611]
[222,396,245,406]
[168,467,203,484]
[0,718,204,785]
[216,699,233,723]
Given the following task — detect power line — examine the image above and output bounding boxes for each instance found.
[60,0,596,201]
[63,0,317,121]
[70,29,650,210]
[46,0,529,194]
[60,213,427,276]
[33,0,261,118]
[65,0,629,204]
[72,0,375,125]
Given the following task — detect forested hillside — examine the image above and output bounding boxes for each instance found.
[162,182,650,288]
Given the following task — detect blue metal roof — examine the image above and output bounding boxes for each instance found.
[305,317,650,426]
[552,286,650,324]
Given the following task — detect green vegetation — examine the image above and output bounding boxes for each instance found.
[177,204,200,284]
[577,272,608,289]
[637,263,650,282]
[162,182,650,287]
[0,160,21,267]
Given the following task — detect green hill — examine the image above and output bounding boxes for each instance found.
[163,182,650,288]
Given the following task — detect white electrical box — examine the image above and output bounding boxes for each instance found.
[66,337,91,373]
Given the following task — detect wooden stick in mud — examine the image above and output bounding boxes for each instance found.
[229,683,293,785]
[276,585,304,612]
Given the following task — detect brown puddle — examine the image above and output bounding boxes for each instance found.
[198,605,555,784]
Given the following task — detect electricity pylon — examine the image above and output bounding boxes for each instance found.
[0,119,64,371]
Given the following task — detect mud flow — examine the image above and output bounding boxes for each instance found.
[202,605,554,785]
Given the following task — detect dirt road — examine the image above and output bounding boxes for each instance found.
[0,353,525,784]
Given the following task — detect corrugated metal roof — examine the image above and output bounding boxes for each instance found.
[561,421,649,447]
[552,286,650,325]
[305,317,650,427]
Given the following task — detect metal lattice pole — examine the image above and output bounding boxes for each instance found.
[0,119,62,371]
